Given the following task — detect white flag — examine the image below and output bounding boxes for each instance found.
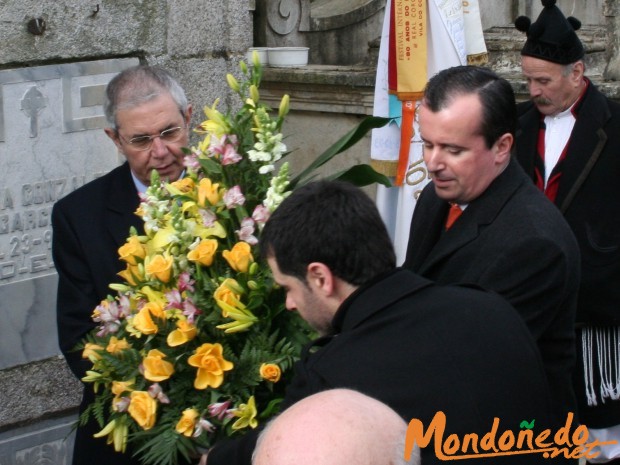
[371,0,487,264]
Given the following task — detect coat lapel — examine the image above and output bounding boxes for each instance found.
[555,86,610,212]
[403,184,448,269]
[417,159,524,275]
[104,163,143,248]
[515,104,540,179]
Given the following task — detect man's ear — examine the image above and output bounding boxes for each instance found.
[184,104,193,125]
[104,127,123,151]
[494,133,513,165]
[571,61,585,84]
[306,262,334,296]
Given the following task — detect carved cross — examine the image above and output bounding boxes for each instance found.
[21,86,47,138]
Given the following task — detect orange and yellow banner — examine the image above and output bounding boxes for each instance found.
[389,0,428,101]
[388,0,428,185]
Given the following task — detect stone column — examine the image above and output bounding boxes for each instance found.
[604,0,620,80]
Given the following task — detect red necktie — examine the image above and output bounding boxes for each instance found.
[445,204,462,230]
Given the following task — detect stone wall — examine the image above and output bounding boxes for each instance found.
[0,1,252,463]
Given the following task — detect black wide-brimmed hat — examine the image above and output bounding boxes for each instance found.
[515,0,584,64]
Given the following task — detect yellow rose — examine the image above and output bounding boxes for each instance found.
[197,178,222,206]
[106,336,132,354]
[187,239,218,266]
[259,363,281,383]
[175,408,199,437]
[188,343,234,390]
[167,319,198,347]
[82,343,104,361]
[214,278,243,311]
[132,305,161,335]
[146,253,174,283]
[128,391,157,430]
[222,242,254,273]
[118,236,146,265]
[143,349,175,382]
[169,177,195,194]
[118,263,143,286]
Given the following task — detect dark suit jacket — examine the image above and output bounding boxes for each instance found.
[516,82,620,326]
[403,158,580,420]
[209,269,558,465]
[52,162,144,465]
[516,81,620,426]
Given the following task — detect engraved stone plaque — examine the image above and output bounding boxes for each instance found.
[0,415,75,465]
[0,58,139,369]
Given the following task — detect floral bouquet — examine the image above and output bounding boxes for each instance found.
[79,53,390,465]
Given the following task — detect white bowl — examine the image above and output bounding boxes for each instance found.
[267,47,309,67]
[246,47,269,66]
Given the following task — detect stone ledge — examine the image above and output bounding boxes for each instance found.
[261,64,375,115]
[0,357,81,431]
[263,64,376,87]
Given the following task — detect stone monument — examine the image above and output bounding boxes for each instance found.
[0,57,138,465]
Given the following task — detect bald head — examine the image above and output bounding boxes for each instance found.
[252,389,419,465]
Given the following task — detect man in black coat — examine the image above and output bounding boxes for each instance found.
[514,1,620,460]
[52,65,192,465]
[205,180,565,465]
[402,66,580,423]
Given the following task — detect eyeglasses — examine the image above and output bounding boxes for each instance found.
[119,126,186,151]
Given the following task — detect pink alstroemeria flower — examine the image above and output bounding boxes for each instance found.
[182,299,201,324]
[194,418,216,437]
[224,186,245,209]
[221,144,242,165]
[199,209,217,228]
[178,272,195,293]
[208,400,234,420]
[165,289,184,310]
[236,218,258,245]
[184,152,201,171]
[251,204,270,228]
[148,383,170,404]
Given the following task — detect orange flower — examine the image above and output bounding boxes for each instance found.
[106,336,132,354]
[143,349,175,382]
[187,239,218,266]
[175,408,199,437]
[132,303,165,335]
[222,242,254,273]
[167,319,198,347]
[259,363,281,383]
[188,343,234,389]
[82,343,104,361]
[146,253,174,283]
[214,278,243,313]
[128,391,157,430]
[169,177,195,194]
[118,236,146,265]
[197,178,222,206]
[118,263,143,286]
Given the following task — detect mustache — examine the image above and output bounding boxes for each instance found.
[533,97,552,106]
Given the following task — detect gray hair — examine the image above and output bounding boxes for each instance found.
[103,65,188,129]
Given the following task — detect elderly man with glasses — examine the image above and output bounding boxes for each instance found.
[51,65,192,465]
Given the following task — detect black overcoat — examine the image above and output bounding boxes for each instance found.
[516,82,620,426]
[52,162,144,465]
[209,269,560,465]
[403,158,580,421]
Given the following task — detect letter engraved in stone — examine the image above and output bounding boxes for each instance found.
[20,86,48,138]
